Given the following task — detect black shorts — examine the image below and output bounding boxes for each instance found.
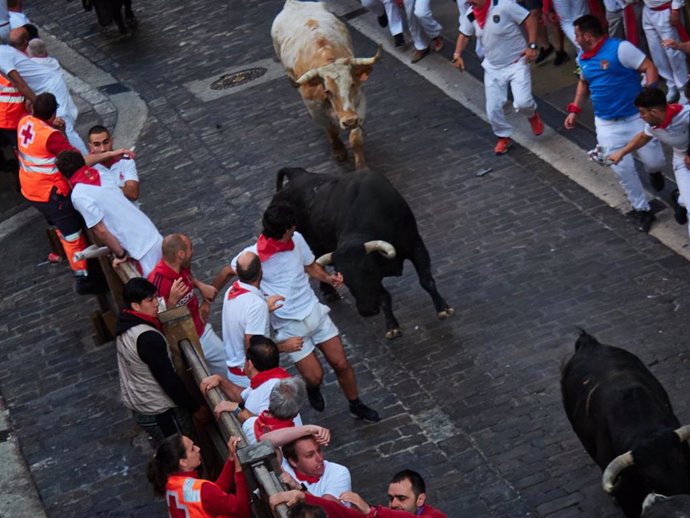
[29,188,85,237]
[518,0,543,11]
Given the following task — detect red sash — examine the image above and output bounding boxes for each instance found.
[256,233,294,262]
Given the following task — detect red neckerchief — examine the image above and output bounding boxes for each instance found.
[104,155,121,168]
[580,37,607,60]
[69,165,101,188]
[227,281,251,300]
[123,308,162,331]
[249,367,291,389]
[655,103,683,129]
[256,233,294,262]
[473,0,492,29]
[253,411,294,441]
[293,469,320,484]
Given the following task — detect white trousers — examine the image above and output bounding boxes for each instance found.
[137,234,163,277]
[642,6,688,89]
[672,154,690,237]
[595,114,665,211]
[551,0,588,49]
[484,60,537,138]
[200,323,231,378]
[63,116,88,155]
[403,0,443,50]
[361,0,404,36]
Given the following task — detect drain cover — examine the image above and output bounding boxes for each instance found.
[210,67,268,90]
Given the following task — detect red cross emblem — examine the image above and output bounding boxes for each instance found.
[20,122,34,147]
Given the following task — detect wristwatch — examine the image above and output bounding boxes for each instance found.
[528,43,537,50]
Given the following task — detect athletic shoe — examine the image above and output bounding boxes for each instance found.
[536,45,554,64]
[667,86,680,103]
[47,252,63,263]
[528,112,544,136]
[394,33,405,47]
[554,50,570,66]
[431,36,444,53]
[494,137,512,155]
[671,189,688,225]
[307,385,326,412]
[410,47,430,63]
[377,13,388,28]
[649,171,665,192]
[630,209,655,233]
[349,399,380,423]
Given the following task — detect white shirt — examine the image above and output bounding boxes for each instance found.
[222,282,270,368]
[232,232,318,323]
[0,45,77,120]
[241,414,302,445]
[9,11,29,29]
[282,460,351,498]
[240,379,303,430]
[30,56,62,73]
[459,0,529,69]
[644,105,690,160]
[93,158,139,189]
[70,175,162,261]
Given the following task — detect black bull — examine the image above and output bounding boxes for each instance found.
[272,167,453,339]
[561,331,690,518]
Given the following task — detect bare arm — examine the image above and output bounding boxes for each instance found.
[212,264,235,292]
[564,79,591,130]
[452,33,470,70]
[304,262,343,288]
[84,149,136,167]
[7,70,35,103]
[122,180,139,201]
[522,12,538,62]
[91,221,126,257]
[638,57,659,87]
[608,132,653,164]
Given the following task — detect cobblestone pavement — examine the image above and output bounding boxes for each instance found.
[1,1,690,517]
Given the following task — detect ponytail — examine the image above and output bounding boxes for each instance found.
[147,434,186,496]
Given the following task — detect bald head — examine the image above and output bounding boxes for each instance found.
[9,27,28,52]
[162,233,192,268]
[236,252,261,284]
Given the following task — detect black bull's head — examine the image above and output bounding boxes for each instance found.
[316,240,396,317]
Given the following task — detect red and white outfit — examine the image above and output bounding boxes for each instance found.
[643,104,690,235]
[148,261,228,378]
[222,281,270,388]
[642,0,688,100]
[459,0,537,138]
[231,232,338,364]
[282,460,351,499]
[165,457,251,518]
[241,410,296,445]
[302,494,448,517]
[93,156,139,202]
[241,367,302,424]
[361,0,405,38]
[403,0,443,51]
[70,166,162,276]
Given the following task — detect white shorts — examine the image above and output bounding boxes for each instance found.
[274,303,339,363]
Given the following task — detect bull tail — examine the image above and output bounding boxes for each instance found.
[574,328,601,352]
[276,167,307,191]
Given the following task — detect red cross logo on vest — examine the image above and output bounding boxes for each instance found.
[20,121,35,147]
[166,490,190,518]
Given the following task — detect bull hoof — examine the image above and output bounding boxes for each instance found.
[385,328,403,340]
[438,307,455,320]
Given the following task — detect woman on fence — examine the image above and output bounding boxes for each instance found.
[148,434,251,518]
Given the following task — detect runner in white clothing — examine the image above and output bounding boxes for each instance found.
[608,87,690,235]
[452,0,543,155]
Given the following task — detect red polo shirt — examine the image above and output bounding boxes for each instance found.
[148,260,204,336]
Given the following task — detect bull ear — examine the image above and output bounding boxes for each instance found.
[351,65,373,83]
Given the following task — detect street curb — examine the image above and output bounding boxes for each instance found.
[326,0,690,261]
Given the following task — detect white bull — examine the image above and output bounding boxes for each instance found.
[271,0,380,170]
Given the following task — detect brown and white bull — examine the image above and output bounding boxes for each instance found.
[271,0,380,169]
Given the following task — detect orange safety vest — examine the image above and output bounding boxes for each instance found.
[17,115,70,202]
[166,475,214,518]
[0,75,27,130]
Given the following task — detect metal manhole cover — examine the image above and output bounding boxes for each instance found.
[210,67,267,90]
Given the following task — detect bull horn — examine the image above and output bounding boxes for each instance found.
[602,451,635,493]
[350,46,382,66]
[674,425,690,442]
[316,252,334,266]
[296,68,321,85]
[364,240,396,259]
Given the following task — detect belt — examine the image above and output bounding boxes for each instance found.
[650,2,672,11]
[228,366,246,376]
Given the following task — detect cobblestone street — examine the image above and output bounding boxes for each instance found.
[2,0,690,516]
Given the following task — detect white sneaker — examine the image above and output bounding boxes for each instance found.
[667,85,680,103]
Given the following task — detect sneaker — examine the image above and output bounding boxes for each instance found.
[377,13,388,28]
[554,50,570,66]
[431,36,444,53]
[671,189,688,224]
[349,399,380,423]
[631,209,655,233]
[494,137,512,155]
[528,112,544,136]
[393,33,405,47]
[307,385,326,412]
[47,252,63,263]
[649,171,665,192]
[410,47,430,64]
[667,85,680,103]
[536,45,554,64]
